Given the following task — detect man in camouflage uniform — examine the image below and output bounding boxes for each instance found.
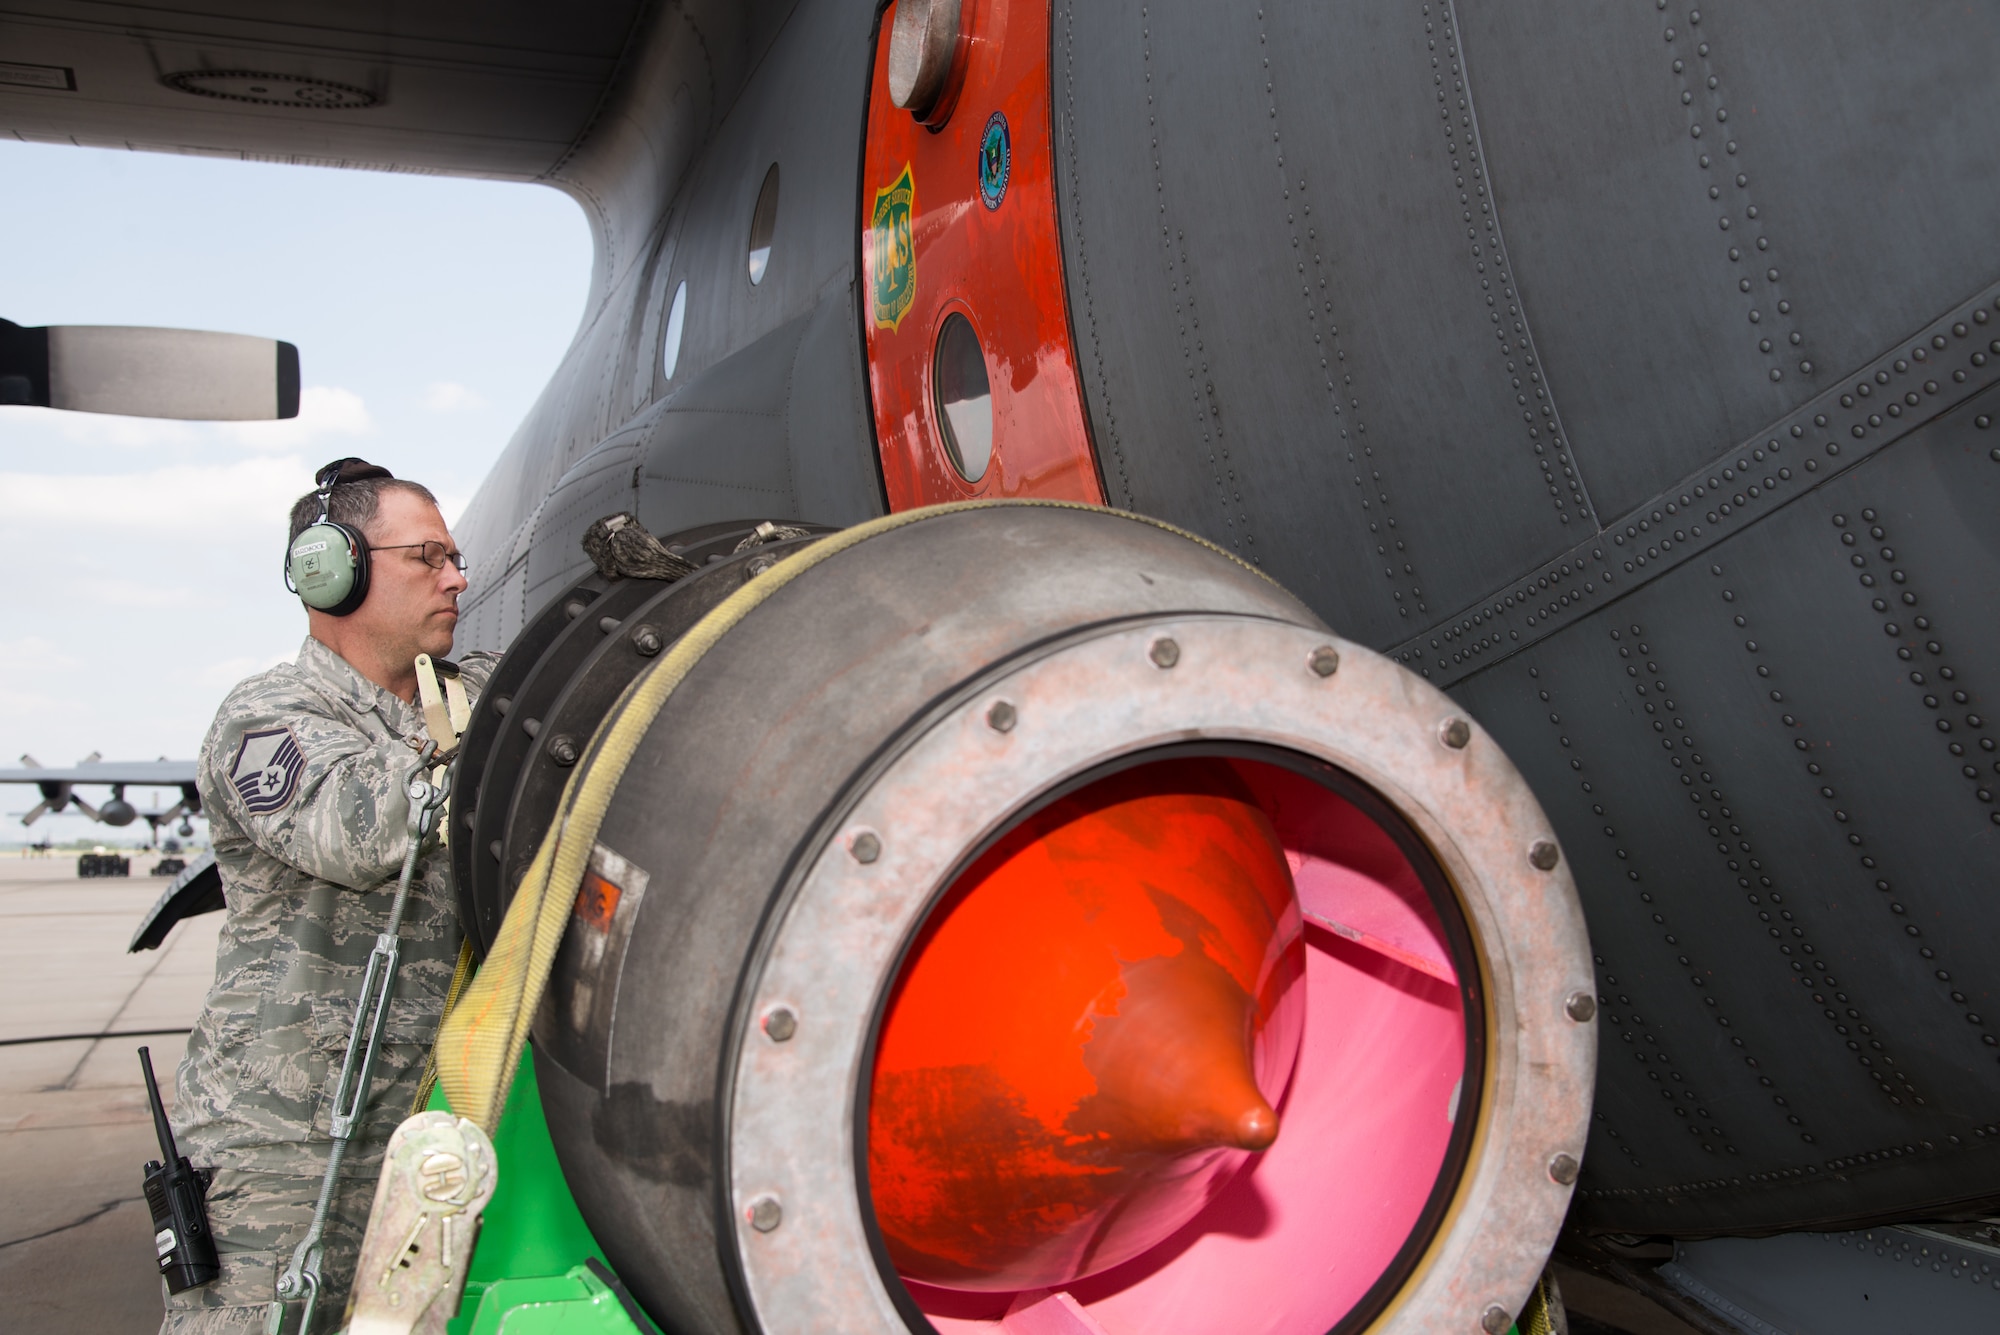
[164,460,497,1334]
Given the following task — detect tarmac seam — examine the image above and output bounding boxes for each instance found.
[0,1195,140,1250]
[0,1026,193,1048]
[60,923,184,1088]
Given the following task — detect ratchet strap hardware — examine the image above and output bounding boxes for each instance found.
[343,1111,497,1335]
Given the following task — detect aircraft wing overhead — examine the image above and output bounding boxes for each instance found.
[0,0,654,181]
[0,760,196,786]
[2,0,797,308]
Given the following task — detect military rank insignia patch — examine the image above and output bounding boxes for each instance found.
[230,726,305,815]
[870,162,917,331]
[979,111,1010,210]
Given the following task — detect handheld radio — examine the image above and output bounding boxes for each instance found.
[139,1045,220,1292]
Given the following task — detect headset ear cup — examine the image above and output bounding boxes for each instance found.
[324,525,370,617]
[288,521,370,616]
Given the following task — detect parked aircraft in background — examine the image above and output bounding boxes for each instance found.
[0,755,199,836]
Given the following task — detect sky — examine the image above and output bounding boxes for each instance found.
[0,141,592,843]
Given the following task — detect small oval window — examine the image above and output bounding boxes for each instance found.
[747,163,779,285]
[661,280,688,380]
[933,313,993,482]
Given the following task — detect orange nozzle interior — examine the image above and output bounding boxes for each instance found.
[867,757,1305,1292]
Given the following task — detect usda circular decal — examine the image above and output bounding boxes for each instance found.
[978,111,1010,210]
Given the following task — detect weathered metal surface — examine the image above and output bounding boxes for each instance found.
[453,505,1590,1332]
[727,613,1591,1333]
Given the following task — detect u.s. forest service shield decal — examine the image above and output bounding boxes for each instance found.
[870,162,917,332]
[230,726,305,816]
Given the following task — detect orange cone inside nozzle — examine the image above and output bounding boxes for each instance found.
[867,757,1306,1292]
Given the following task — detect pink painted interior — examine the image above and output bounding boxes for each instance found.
[999,1290,1113,1335]
[904,761,1469,1334]
[1289,847,1457,986]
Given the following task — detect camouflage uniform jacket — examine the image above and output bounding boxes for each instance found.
[174,636,497,1178]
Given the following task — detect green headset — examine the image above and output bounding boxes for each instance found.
[284,457,393,616]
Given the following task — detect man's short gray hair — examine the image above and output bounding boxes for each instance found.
[288,477,439,545]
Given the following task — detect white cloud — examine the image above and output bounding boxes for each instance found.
[36,410,203,449]
[197,653,292,688]
[423,381,486,413]
[0,637,81,730]
[0,455,311,532]
[0,384,372,452]
[0,636,82,674]
[64,575,199,611]
[223,385,374,449]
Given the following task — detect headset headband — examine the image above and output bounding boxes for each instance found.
[310,457,395,520]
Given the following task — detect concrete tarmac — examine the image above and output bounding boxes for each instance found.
[0,853,220,1335]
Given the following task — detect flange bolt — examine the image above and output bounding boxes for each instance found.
[747,1195,783,1233]
[762,1007,798,1043]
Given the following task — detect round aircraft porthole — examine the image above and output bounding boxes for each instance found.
[933,312,993,482]
[747,164,779,286]
[661,280,688,380]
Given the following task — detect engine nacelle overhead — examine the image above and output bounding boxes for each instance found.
[454,503,1594,1334]
[98,785,137,828]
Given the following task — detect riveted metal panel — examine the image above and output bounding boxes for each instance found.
[1456,0,2000,520]
[1053,0,2000,1235]
[1387,282,2000,684]
[1052,0,1579,648]
[458,290,886,651]
[1663,1228,2000,1331]
[1452,387,2000,1232]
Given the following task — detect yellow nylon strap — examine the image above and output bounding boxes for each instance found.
[431,498,1262,1132]
[414,653,456,749]
[445,673,471,736]
[1516,1273,1556,1335]
[409,939,479,1117]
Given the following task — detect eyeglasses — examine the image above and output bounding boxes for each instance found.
[369,541,468,573]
